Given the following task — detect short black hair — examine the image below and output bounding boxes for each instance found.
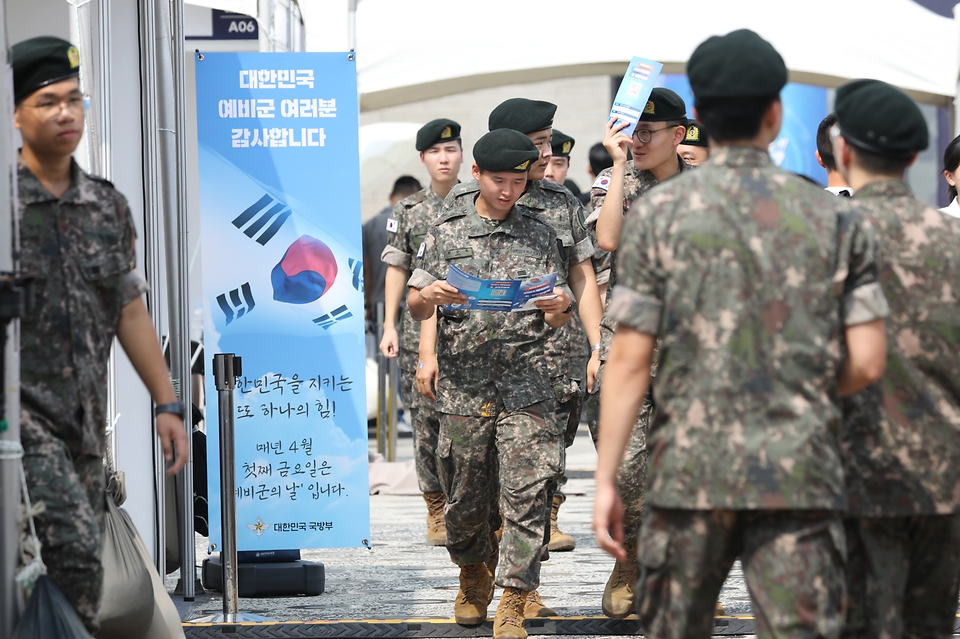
[944,134,960,202]
[848,144,911,177]
[816,113,839,172]
[588,142,613,176]
[694,95,779,143]
[390,175,422,198]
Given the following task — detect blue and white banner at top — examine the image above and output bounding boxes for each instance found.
[195,52,370,551]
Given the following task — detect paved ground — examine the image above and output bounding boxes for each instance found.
[169,426,755,635]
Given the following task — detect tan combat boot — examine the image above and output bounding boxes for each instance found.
[601,541,638,619]
[716,601,726,616]
[423,491,447,546]
[547,495,575,552]
[454,563,493,626]
[493,587,528,639]
[523,589,556,618]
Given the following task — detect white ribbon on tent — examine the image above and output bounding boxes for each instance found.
[355,0,959,110]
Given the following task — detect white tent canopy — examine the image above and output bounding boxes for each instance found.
[356,0,960,111]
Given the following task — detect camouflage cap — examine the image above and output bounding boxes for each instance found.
[835,79,928,159]
[687,29,786,101]
[681,119,709,147]
[551,130,575,157]
[473,129,540,173]
[416,118,461,152]
[488,98,556,134]
[11,36,81,103]
[640,88,687,122]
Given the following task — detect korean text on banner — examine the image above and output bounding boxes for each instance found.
[195,52,370,551]
[608,56,664,137]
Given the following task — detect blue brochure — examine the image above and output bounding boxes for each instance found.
[442,264,557,312]
[608,56,664,137]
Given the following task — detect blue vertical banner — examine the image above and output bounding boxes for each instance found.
[195,52,370,551]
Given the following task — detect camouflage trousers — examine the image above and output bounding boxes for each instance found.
[437,398,562,590]
[549,373,584,509]
[586,359,650,541]
[21,409,106,634]
[636,508,846,639]
[400,350,441,494]
[842,514,960,639]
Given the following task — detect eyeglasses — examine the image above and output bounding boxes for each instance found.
[25,95,86,120]
[633,125,677,144]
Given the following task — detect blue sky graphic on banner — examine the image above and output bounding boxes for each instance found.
[195,52,370,551]
[657,75,829,185]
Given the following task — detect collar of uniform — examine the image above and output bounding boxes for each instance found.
[516,179,546,210]
[707,145,773,169]
[852,178,913,200]
[637,154,688,187]
[17,154,98,206]
[463,199,525,238]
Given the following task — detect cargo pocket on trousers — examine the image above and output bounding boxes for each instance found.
[634,527,671,620]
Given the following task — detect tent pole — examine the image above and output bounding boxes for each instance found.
[348,0,357,51]
[155,0,195,600]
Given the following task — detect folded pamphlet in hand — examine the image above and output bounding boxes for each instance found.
[608,56,664,137]
[443,264,556,312]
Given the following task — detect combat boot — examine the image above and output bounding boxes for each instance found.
[601,541,638,619]
[493,587,528,639]
[454,563,493,626]
[423,491,447,546]
[523,589,556,618]
[547,495,575,552]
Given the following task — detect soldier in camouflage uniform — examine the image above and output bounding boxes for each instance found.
[831,80,960,639]
[593,30,890,639]
[13,36,189,633]
[587,87,691,618]
[380,118,464,546]
[444,99,602,566]
[408,129,573,639]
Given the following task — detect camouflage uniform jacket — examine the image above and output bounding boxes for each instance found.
[608,146,889,510]
[589,156,689,360]
[445,179,593,386]
[19,157,147,457]
[381,185,445,366]
[408,198,571,417]
[842,179,960,516]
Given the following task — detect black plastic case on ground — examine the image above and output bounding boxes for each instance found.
[201,556,325,597]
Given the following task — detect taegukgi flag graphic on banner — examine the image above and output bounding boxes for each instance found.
[195,52,370,551]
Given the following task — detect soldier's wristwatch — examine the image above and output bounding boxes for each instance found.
[155,402,185,418]
[562,299,575,314]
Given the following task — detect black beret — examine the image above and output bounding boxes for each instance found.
[551,130,575,157]
[473,129,540,173]
[11,36,81,103]
[488,98,556,134]
[416,118,461,152]
[687,29,787,101]
[640,88,687,122]
[834,79,928,159]
[681,119,709,147]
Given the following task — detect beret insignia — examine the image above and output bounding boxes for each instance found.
[686,126,700,142]
[562,141,572,154]
[67,46,80,69]
[441,126,452,139]
[643,100,655,115]
[515,160,531,171]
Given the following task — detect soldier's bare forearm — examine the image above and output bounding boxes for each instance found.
[570,260,602,346]
[407,287,436,321]
[383,265,408,327]
[595,164,628,252]
[116,296,178,405]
